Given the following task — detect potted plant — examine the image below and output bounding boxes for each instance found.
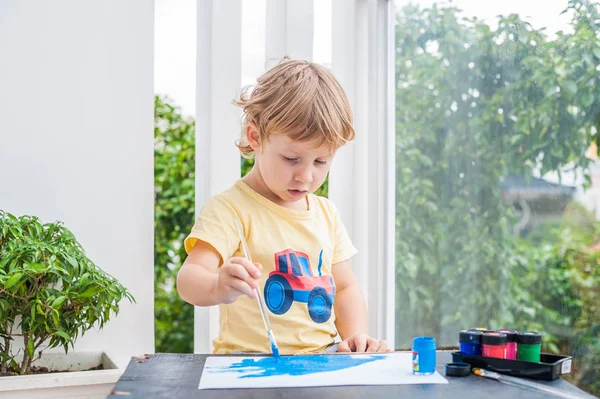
[0,210,134,397]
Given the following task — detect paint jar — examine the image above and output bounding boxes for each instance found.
[481,332,507,359]
[497,329,518,360]
[412,336,436,375]
[517,331,542,362]
[459,330,483,356]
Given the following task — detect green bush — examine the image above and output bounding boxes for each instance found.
[154,96,195,353]
[509,207,600,392]
[0,211,133,375]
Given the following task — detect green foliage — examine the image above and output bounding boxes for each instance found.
[509,211,600,391]
[154,96,195,353]
[395,1,600,394]
[0,211,133,375]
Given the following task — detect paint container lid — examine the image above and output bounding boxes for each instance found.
[497,329,518,342]
[470,327,494,333]
[445,362,471,377]
[517,331,542,345]
[412,336,436,350]
[459,330,483,343]
[481,332,507,346]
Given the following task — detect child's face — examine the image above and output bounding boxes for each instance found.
[254,132,335,204]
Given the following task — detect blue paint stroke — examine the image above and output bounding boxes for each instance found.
[317,250,323,276]
[206,354,386,379]
[270,341,280,360]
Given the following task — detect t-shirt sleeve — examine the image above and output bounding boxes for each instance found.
[331,203,358,265]
[184,196,240,264]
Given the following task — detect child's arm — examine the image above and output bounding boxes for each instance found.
[332,260,389,352]
[177,240,262,306]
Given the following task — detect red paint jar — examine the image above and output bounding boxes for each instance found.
[497,329,518,360]
[481,332,507,359]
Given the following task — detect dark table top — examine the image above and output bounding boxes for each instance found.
[108,352,597,398]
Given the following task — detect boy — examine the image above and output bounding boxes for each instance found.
[177,60,388,354]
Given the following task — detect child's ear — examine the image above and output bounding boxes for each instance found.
[245,124,261,150]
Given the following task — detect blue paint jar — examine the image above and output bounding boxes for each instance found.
[459,330,483,356]
[412,336,436,375]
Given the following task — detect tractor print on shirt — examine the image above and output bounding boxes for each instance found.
[264,249,335,323]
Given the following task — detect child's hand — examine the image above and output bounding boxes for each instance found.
[215,257,263,304]
[338,333,391,353]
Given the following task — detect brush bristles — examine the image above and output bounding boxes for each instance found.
[268,331,281,359]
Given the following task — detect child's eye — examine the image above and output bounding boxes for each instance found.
[282,156,299,163]
[315,159,328,165]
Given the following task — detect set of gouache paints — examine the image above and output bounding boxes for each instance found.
[459,328,542,362]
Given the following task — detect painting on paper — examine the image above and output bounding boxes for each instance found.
[199,352,448,389]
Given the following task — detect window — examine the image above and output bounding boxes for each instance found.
[394,0,600,394]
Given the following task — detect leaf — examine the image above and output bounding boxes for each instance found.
[66,256,78,269]
[547,342,559,354]
[4,272,23,289]
[51,296,67,309]
[27,338,34,358]
[55,330,70,341]
[544,85,557,98]
[562,80,577,95]
[8,259,18,272]
[80,287,98,298]
[27,263,46,273]
[78,273,90,287]
[581,92,594,108]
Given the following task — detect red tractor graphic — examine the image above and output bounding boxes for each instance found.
[264,249,335,323]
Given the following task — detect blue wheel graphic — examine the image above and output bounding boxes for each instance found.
[308,287,332,323]
[264,275,293,315]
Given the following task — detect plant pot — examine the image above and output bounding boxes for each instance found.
[0,351,123,399]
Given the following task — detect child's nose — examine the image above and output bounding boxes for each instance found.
[295,168,314,184]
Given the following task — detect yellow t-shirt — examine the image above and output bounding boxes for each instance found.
[184,180,357,354]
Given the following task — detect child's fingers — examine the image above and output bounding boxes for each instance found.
[365,337,380,353]
[224,278,256,299]
[378,340,389,352]
[339,336,390,353]
[225,262,258,289]
[230,257,262,279]
[354,337,367,353]
[337,340,351,352]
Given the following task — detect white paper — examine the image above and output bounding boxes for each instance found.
[199,352,448,389]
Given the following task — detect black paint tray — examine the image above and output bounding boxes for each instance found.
[451,351,573,381]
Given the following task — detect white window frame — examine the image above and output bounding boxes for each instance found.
[194,0,242,353]
[330,0,396,348]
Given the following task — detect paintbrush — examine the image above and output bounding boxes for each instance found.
[234,217,281,360]
[473,368,586,399]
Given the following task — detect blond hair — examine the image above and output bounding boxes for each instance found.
[234,59,355,157]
